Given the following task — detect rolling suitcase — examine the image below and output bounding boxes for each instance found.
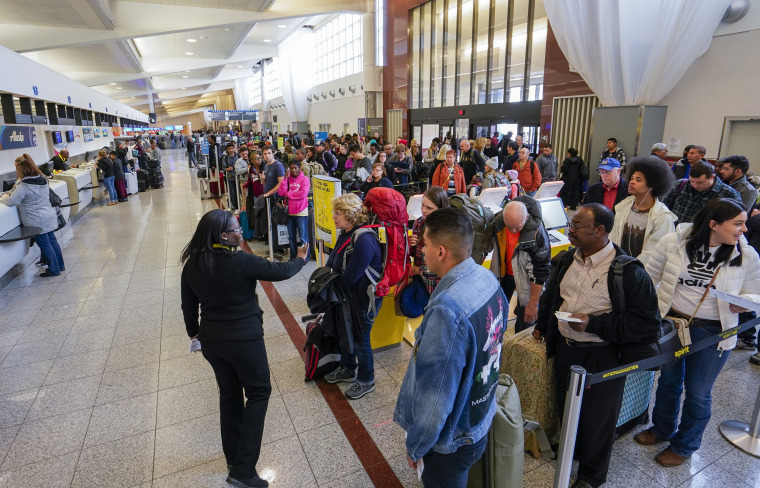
[500,326,558,459]
[148,168,164,189]
[615,371,655,438]
[125,172,138,194]
[136,170,149,192]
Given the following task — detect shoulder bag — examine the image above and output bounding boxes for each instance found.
[665,265,722,348]
[272,179,290,225]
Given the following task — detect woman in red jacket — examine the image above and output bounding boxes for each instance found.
[431,149,466,196]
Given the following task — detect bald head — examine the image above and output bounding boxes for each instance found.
[503,201,529,234]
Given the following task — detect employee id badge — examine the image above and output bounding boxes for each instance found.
[378,226,387,244]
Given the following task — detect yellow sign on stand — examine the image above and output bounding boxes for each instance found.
[312,175,341,247]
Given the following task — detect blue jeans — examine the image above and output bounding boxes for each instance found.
[35,231,64,275]
[286,215,309,260]
[421,434,487,488]
[103,176,117,202]
[341,297,382,384]
[171,139,176,149]
[188,151,197,167]
[651,325,730,457]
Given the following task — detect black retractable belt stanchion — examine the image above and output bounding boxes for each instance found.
[552,316,760,487]
[266,197,274,262]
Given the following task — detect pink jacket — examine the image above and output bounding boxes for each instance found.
[278,172,310,215]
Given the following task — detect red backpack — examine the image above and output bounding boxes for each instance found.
[344,187,410,300]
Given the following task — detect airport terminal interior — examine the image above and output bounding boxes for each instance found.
[0,0,759,487]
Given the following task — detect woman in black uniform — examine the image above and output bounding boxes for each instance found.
[181,209,307,488]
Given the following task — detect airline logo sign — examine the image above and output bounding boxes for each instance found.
[0,126,38,150]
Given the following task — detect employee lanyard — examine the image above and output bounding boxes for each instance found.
[212,243,233,251]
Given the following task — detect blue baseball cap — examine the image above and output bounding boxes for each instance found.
[598,158,621,171]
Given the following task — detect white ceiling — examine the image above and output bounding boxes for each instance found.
[0,0,365,122]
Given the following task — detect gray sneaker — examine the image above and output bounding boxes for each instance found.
[345,381,375,400]
[324,366,356,384]
[737,340,757,351]
[750,352,760,365]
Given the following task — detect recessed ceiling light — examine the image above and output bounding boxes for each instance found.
[224,28,231,31]
[187,38,197,42]
[182,75,188,78]
[236,65,243,68]
[181,88,186,90]
[116,87,123,90]
[109,82,117,85]
[278,24,287,28]
[185,52,194,55]
[185,70,190,73]
[263,39,271,43]
[199,36,207,39]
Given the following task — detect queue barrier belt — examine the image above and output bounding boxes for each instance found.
[585,317,760,386]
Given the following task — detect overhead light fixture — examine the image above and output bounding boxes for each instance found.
[237,65,244,68]
[182,75,188,78]
[263,39,271,43]
[187,38,197,43]
[185,70,190,73]
[109,82,117,85]
[200,36,207,39]
[224,28,231,31]
[185,52,194,55]
[116,87,123,90]
[181,87,186,90]
[278,24,287,28]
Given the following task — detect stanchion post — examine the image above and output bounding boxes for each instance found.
[266,197,275,262]
[719,380,760,457]
[553,365,587,488]
[318,240,325,267]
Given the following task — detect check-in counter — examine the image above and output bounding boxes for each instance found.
[48,179,71,225]
[78,162,102,199]
[0,204,32,278]
[53,168,92,215]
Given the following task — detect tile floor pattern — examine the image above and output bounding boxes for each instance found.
[0,149,758,487]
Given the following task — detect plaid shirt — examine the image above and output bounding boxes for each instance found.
[412,217,441,294]
[601,148,627,169]
[663,177,742,223]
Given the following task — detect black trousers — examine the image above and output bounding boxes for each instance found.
[499,274,529,333]
[554,338,626,488]
[202,339,271,479]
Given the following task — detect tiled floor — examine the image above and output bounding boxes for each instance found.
[0,149,758,487]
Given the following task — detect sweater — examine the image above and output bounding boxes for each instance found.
[278,172,311,215]
[181,249,306,342]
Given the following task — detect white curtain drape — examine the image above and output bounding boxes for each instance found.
[233,77,253,111]
[544,0,732,106]
[275,28,315,122]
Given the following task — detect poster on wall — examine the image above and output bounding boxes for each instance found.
[312,175,341,247]
[82,128,94,142]
[94,129,101,139]
[314,132,328,144]
[0,126,38,150]
[455,118,469,141]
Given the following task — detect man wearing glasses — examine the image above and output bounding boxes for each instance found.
[533,204,660,488]
[586,158,628,213]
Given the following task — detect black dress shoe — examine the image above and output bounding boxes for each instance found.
[226,474,268,487]
[571,479,595,488]
[39,271,61,278]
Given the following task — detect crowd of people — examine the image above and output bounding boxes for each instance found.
[178,128,760,488]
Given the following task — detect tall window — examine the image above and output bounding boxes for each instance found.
[376,0,384,66]
[249,69,262,106]
[315,14,363,85]
[265,59,281,99]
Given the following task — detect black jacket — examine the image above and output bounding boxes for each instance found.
[307,267,359,356]
[51,154,69,171]
[98,156,114,178]
[460,148,486,185]
[559,156,587,207]
[535,244,661,360]
[586,178,628,212]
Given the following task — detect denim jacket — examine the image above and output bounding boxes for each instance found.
[393,258,508,461]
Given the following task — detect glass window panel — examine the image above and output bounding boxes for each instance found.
[509,0,529,102]
[458,0,473,105]
[411,8,421,109]
[508,86,521,102]
[444,0,457,106]
[529,16,547,100]
[420,2,432,108]
[432,0,444,107]
[474,0,490,105]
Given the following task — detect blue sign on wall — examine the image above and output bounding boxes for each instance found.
[0,126,38,150]
[201,140,209,156]
[314,132,328,144]
[32,86,38,96]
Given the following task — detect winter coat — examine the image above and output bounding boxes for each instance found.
[431,164,466,194]
[641,224,760,351]
[559,156,587,207]
[609,197,676,262]
[278,172,311,215]
[3,175,57,233]
[513,159,541,193]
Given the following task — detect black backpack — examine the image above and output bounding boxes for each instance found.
[303,317,341,381]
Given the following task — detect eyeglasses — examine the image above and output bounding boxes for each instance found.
[224,228,243,234]
[568,222,596,230]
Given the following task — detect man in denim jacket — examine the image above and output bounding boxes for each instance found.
[394,208,509,487]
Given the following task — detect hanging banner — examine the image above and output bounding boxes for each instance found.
[0,125,38,150]
[312,175,342,247]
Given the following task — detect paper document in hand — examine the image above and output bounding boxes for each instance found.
[417,457,424,481]
[189,338,202,353]
[708,288,760,312]
[555,311,582,323]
